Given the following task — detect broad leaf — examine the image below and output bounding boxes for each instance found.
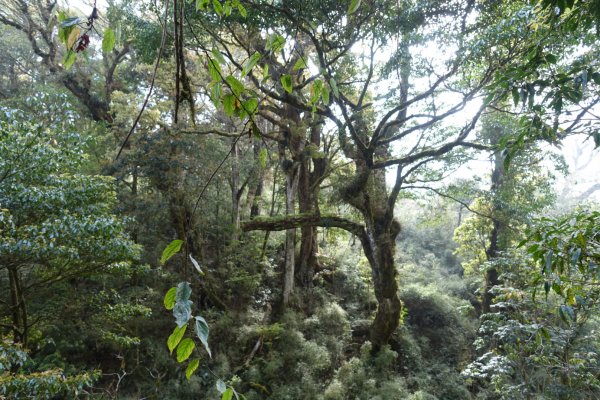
[176,338,195,362]
[237,3,247,17]
[196,0,210,10]
[216,379,227,393]
[212,47,226,65]
[293,56,307,71]
[164,287,177,310]
[102,27,116,53]
[208,59,222,82]
[242,98,258,114]
[266,34,285,53]
[242,52,261,77]
[173,300,193,327]
[195,316,212,358]
[281,74,293,94]
[225,76,244,97]
[223,94,236,116]
[213,0,224,15]
[222,388,234,400]
[63,51,76,70]
[160,239,183,265]
[185,358,200,379]
[348,0,361,14]
[167,323,187,354]
[176,281,192,302]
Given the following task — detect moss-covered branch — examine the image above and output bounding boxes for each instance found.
[242,214,366,238]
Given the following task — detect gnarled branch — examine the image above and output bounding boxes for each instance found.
[242,214,366,239]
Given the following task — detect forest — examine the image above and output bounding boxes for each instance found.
[0,0,599,398]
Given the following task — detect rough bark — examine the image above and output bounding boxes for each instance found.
[231,139,242,242]
[297,119,327,288]
[482,148,505,313]
[8,265,27,346]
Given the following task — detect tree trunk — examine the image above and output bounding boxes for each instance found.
[297,120,326,289]
[231,139,242,242]
[282,161,299,307]
[8,266,27,346]
[482,147,506,313]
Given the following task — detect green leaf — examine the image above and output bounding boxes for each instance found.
[164,287,177,310]
[195,315,212,358]
[322,84,330,104]
[176,281,192,302]
[237,3,247,17]
[216,379,227,393]
[60,17,81,28]
[293,56,307,71]
[259,148,268,169]
[211,82,222,107]
[242,98,258,114]
[281,74,293,93]
[102,27,116,53]
[266,34,285,53]
[173,300,193,327]
[176,338,195,362]
[160,239,183,265]
[222,388,234,400]
[208,59,222,82]
[213,0,224,15]
[262,64,269,81]
[242,52,261,77]
[63,50,76,70]
[223,94,236,116]
[212,48,226,65]
[167,323,187,354]
[310,80,323,104]
[196,0,210,10]
[225,75,245,97]
[348,0,361,14]
[511,87,520,107]
[185,358,200,379]
[224,2,232,16]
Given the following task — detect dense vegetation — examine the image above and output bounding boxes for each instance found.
[1,0,599,398]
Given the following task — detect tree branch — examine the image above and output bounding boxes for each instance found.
[242,214,366,238]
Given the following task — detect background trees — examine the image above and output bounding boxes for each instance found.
[0,0,599,398]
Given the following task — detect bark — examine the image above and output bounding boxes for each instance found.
[231,139,242,242]
[282,158,299,307]
[482,149,505,313]
[297,120,326,288]
[242,214,367,237]
[247,139,265,218]
[8,265,27,346]
[342,162,403,351]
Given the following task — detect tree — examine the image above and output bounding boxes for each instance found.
[0,0,133,123]
[0,107,139,346]
[186,0,516,348]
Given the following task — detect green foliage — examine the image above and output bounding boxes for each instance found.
[524,210,600,317]
[0,339,98,399]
